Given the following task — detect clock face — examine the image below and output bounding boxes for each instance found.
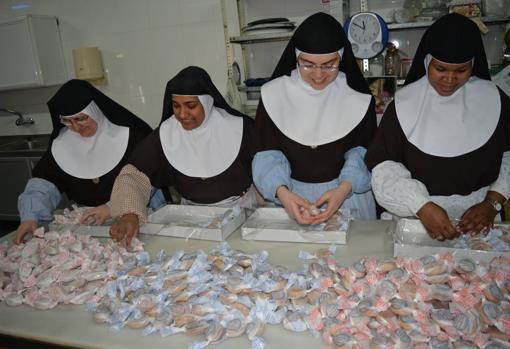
[346,12,387,59]
[349,14,380,44]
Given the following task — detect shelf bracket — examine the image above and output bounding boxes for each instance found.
[360,0,368,12]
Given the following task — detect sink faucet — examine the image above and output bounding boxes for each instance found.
[0,108,35,126]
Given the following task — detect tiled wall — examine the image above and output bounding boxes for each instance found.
[0,0,239,128]
[0,0,507,128]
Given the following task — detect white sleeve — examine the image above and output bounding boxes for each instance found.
[489,151,510,200]
[372,160,431,217]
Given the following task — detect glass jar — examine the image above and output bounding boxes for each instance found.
[403,0,422,21]
[369,54,384,76]
[400,57,412,78]
[384,43,401,76]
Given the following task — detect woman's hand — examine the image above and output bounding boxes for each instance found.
[109,213,139,248]
[310,181,352,224]
[458,202,497,236]
[276,186,314,225]
[15,220,39,244]
[80,204,111,225]
[417,202,459,241]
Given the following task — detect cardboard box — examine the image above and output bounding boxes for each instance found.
[241,207,350,244]
[393,218,510,264]
[147,204,246,241]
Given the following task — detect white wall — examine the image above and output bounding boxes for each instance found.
[0,0,237,128]
[0,0,506,128]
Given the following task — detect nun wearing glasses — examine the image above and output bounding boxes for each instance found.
[15,79,164,244]
[365,14,510,241]
[252,12,377,225]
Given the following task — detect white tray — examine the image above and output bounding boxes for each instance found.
[393,218,510,263]
[147,205,246,241]
[241,207,349,244]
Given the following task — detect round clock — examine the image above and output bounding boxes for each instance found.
[344,12,389,59]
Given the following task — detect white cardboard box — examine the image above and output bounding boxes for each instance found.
[241,207,349,244]
[147,205,246,241]
[393,218,510,264]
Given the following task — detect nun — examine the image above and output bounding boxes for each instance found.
[15,79,163,244]
[365,13,510,240]
[109,66,257,246]
[252,12,377,225]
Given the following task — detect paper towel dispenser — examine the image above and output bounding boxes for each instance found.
[72,47,105,82]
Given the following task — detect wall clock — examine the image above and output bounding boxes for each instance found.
[344,12,388,59]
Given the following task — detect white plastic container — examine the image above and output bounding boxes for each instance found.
[393,218,510,263]
[241,207,350,244]
[148,205,246,241]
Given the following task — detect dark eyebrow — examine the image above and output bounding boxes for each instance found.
[323,58,338,65]
[300,57,338,65]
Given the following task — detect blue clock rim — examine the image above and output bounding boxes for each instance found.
[344,11,389,59]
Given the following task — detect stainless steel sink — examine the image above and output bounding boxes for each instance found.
[0,135,49,154]
[0,139,47,151]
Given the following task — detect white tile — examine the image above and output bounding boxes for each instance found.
[147,0,182,29]
[180,21,229,93]
[82,31,155,98]
[57,0,149,39]
[147,26,187,95]
[180,0,222,24]
[120,93,164,128]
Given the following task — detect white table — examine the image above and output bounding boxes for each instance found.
[0,220,393,349]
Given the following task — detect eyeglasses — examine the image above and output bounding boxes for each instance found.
[298,60,339,72]
[60,115,90,127]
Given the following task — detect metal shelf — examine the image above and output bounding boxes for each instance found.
[230,16,510,45]
[229,31,294,44]
[388,16,510,30]
[238,85,261,92]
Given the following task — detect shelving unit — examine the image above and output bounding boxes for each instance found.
[230,16,510,44]
[223,0,510,116]
[230,31,294,44]
[388,15,510,30]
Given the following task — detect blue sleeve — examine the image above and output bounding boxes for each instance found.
[252,150,292,201]
[18,178,61,222]
[338,146,372,194]
[148,188,166,210]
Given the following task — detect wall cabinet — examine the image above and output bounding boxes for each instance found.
[0,15,67,91]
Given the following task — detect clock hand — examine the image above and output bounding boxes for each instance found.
[362,21,365,30]
[353,22,364,30]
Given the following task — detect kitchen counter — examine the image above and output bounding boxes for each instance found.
[0,220,394,349]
